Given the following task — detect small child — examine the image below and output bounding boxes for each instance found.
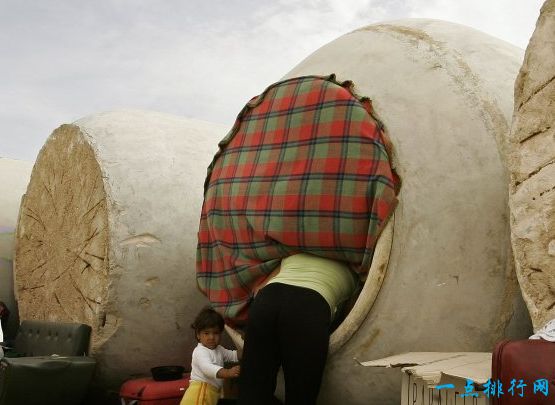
[180,307,240,405]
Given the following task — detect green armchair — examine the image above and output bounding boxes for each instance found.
[0,320,96,405]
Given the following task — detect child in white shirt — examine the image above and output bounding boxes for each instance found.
[180,307,240,405]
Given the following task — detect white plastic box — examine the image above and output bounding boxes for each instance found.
[360,352,491,405]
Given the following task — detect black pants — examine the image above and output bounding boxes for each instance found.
[238,283,331,405]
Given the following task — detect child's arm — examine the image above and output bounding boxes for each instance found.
[219,347,240,378]
[216,365,240,379]
[222,347,240,362]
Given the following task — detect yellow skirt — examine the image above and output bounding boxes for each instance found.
[180,381,220,405]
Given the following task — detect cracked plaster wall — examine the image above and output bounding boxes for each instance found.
[0,158,33,338]
[508,0,555,331]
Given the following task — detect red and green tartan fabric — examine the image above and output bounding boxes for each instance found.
[197,74,400,326]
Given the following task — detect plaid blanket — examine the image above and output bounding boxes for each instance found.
[197,74,400,326]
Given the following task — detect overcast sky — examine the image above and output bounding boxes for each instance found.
[0,0,545,161]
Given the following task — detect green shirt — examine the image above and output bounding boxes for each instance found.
[267,253,357,319]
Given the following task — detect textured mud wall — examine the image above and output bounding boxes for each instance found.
[0,158,33,338]
[280,19,532,404]
[15,110,226,394]
[508,0,555,331]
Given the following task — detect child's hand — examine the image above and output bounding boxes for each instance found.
[228,365,240,378]
[217,365,241,379]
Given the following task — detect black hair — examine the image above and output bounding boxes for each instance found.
[0,301,9,333]
[191,306,225,336]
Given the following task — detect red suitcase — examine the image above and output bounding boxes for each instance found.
[120,374,190,405]
[492,339,555,404]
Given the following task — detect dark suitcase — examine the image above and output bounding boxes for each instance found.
[120,374,190,405]
[492,339,555,404]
